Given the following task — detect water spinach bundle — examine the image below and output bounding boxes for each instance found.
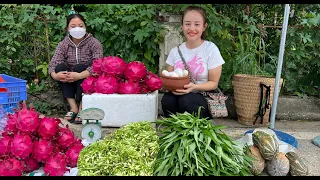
[154,109,253,176]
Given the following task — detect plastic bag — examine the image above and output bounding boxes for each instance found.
[25,167,78,176]
[0,105,8,134]
[235,128,297,154]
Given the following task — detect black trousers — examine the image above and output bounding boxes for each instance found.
[161,91,212,119]
[54,63,87,102]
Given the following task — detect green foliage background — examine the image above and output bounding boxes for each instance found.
[0,4,319,98]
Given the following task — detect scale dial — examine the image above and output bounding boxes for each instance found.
[81,123,102,142]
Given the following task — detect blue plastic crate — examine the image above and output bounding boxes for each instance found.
[0,74,27,113]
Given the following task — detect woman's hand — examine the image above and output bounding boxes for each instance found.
[65,72,81,83]
[173,82,197,95]
[52,71,69,82]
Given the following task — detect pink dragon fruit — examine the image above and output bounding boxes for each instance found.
[0,136,12,157]
[95,76,119,94]
[101,56,127,77]
[23,157,40,173]
[124,61,147,81]
[73,138,84,147]
[0,157,25,176]
[10,134,34,160]
[1,130,12,137]
[117,80,141,94]
[37,117,61,140]
[33,138,54,163]
[92,57,104,75]
[56,125,76,150]
[52,140,64,153]
[2,113,18,136]
[65,143,84,167]
[143,71,162,92]
[140,85,151,94]
[81,76,97,94]
[29,133,39,142]
[44,153,68,176]
[16,104,40,133]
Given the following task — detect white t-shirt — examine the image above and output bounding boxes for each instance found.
[166,40,225,85]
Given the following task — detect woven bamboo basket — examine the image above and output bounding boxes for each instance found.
[232,74,283,126]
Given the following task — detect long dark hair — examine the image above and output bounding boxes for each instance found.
[181,6,208,39]
[64,13,86,34]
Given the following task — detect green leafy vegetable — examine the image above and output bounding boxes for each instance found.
[154,108,253,176]
[77,121,159,176]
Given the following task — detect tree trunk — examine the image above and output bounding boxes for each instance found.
[32,23,38,80]
[44,18,51,63]
[245,4,250,17]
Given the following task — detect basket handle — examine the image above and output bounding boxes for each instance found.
[254,82,271,124]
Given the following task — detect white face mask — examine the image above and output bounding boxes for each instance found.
[69,27,86,39]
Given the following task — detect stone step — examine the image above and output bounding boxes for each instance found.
[28,91,320,121]
[157,93,320,121]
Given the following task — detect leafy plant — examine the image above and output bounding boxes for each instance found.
[32,101,52,116]
[27,80,47,95]
[36,62,49,79]
[77,121,159,176]
[76,4,166,73]
[283,11,320,97]
[154,108,253,176]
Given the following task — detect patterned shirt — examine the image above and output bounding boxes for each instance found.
[48,33,103,76]
[166,41,225,85]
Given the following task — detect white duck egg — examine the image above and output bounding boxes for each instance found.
[162,70,169,76]
[170,72,179,77]
[174,68,183,77]
[163,71,170,76]
[182,70,189,77]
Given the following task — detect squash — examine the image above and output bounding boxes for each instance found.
[246,145,265,175]
[285,151,308,176]
[252,131,279,160]
[266,152,290,176]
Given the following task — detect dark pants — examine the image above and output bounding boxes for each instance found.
[55,63,87,102]
[161,92,212,119]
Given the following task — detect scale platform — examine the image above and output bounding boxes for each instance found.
[79,108,105,143]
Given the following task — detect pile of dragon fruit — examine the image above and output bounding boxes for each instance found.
[0,104,84,176]
[81,56,162,94]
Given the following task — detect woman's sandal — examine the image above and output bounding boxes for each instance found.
[64,111,77,123]
[73,114,82,124]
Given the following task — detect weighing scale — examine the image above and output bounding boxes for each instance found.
[79,108,105,143]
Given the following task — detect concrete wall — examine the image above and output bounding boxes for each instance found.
[158,13,183,74]
[159,25,183,74]
[276,96,320,121]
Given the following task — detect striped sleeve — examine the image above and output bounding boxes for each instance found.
[48,41,66,76]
